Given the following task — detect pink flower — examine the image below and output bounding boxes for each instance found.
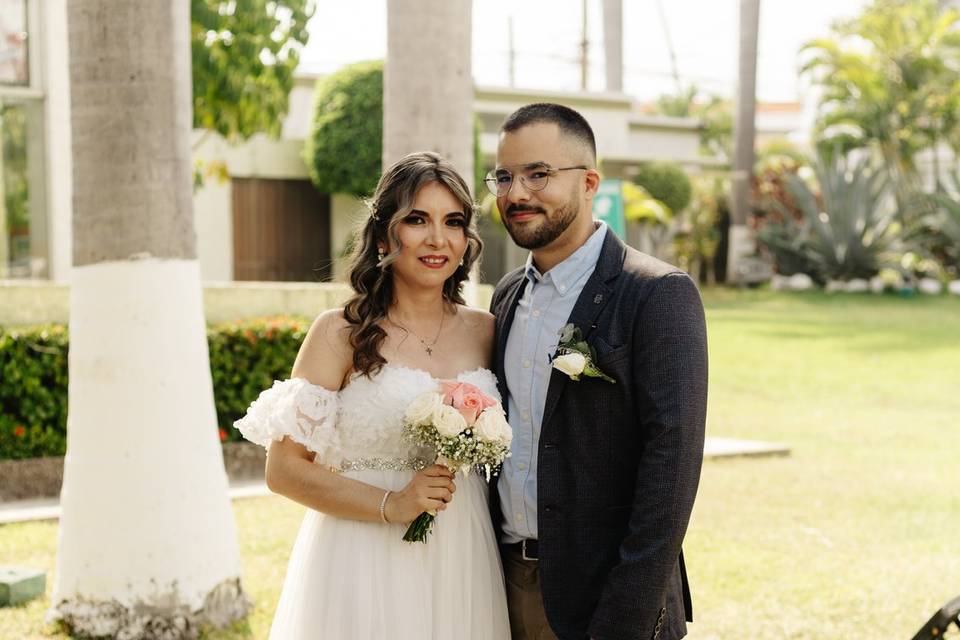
[439,381,497,426]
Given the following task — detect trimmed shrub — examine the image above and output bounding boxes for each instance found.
[208,316,310,441]
[633,162,693,215]
[304,60,383,197]
[0,317,311,459]
[0,325,69,459]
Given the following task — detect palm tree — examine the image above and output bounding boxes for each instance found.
[50,2,249,635]
[384,0,474,190]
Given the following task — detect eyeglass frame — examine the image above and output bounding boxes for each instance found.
[484,162,590,197]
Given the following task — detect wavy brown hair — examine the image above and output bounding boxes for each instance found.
[343,151,483,377]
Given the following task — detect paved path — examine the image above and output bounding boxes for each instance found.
[0,438,789,525]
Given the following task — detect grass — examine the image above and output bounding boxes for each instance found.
[1,289,959,639]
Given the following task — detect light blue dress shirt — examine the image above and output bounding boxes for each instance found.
[499,222,608,543]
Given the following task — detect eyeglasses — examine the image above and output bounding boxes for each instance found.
[484,164,588,197]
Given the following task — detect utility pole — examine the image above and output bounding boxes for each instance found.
[655,0,683,94]
[508,15,516,87]
[580,0,589,90]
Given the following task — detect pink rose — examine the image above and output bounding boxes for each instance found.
[439,381,497,426]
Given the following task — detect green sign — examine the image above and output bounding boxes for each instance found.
[593,179,626,239]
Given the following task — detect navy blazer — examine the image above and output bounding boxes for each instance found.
[490,229,707,640]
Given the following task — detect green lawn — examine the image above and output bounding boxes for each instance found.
[2,289,959,639]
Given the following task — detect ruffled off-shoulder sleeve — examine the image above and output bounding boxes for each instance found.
[234,378,341,465]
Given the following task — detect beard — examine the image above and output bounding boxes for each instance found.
[504,193,580,251]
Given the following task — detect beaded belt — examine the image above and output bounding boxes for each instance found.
[338,457,431,472]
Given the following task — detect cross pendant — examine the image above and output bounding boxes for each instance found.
[425,347,433,356]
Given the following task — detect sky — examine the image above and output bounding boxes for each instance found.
[299,0,871,104]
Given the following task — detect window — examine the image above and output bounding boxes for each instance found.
[0,1,45,279]
[0,0,29,87]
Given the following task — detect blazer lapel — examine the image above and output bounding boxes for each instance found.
[539,229,626,435]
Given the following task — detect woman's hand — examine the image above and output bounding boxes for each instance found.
[384,465,456,524]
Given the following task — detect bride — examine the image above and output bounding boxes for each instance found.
[235,151,511,639]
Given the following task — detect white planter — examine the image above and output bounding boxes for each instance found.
[918,278,943,295]
[788,273,814,291]
[845,279,869,293]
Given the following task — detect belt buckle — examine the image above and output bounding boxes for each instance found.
[521,539,537,562]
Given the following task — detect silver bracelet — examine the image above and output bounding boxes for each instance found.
[379,490,392,524]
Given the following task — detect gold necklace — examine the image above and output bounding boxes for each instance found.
[388,311,445,357]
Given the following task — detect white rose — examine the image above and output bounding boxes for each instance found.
[553,352,587,379]
[474,408,504,442]
[492,410,513,445]
[405,392,442,426]
[433,403,468,438]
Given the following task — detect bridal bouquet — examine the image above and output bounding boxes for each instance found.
[401,380,513,542]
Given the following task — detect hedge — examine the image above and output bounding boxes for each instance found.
[633,162,693,215]
[0,317,310,460]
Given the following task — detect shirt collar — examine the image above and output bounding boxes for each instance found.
[523,221,608,296]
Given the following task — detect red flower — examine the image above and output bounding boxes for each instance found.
[13,425,26,438]
[243,329,257,344]
[219,428,228,442]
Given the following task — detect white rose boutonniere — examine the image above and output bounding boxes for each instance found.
[551,323,616,383]
[552,352,588,379]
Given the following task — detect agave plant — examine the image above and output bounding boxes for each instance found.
[756,217,818,279]
[921,172,960,278]
[785,153,900,281]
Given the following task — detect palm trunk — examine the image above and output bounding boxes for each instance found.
[50,2,249,636]
[603,0,623,92]
[727,0,761,284]
[384,0,473,191]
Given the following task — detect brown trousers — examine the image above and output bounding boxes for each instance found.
[501,545,560,640]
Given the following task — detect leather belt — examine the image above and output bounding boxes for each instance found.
[503,539,539,561]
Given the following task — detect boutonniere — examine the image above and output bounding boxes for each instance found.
[550,323,615,383]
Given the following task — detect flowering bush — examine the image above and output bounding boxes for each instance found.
[0,317,310,460]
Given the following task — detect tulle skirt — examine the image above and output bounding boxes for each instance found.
[268,468,511,639]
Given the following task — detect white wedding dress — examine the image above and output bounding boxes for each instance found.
[235,364,511,639]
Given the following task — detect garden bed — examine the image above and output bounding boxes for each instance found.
[0,442,265,502]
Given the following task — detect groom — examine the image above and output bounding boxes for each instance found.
[488,103,708,640]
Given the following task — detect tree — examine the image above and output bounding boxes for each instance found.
[191,0,314,141]
[51,2,249,635]
[191,0,314,187]
[304,60,384,197]
[802,0,960,193]
[654,85,733,160]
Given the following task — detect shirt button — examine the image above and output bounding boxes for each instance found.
[522,412,530,421]
[515,512,523,519]
[518,463,527,470]
[523,359,532,368]
[532,310,541,317]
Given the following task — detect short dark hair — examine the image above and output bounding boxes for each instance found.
[500,103,597,160]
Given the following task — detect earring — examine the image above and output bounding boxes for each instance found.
[377,248,385,261]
